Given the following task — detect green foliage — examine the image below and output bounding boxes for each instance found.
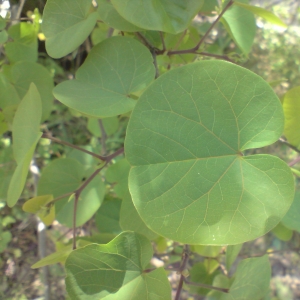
[1,0,299,299]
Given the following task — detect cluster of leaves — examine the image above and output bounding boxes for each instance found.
[1,0,300,299]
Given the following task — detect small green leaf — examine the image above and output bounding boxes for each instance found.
[111,0,204,34]
[10,61,54,121]
[271,222,293,241]
[0,73,20,110]
[283,86,300,148]
[42,0,98,58]
[54,37,155,118]
[226,244,243,271]
[31,245,72,269]
[235,2,287,28]
[191,245,222,258]
[7,84,42,207]
[125,60,294,245]
[65,232,156,299]
[97,0,142,32]
[23,195,55,226]
[222,3,256,54]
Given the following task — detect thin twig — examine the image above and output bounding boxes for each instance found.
[15,0,26,20]
[279,137,300,154]
[184,278,229,293]
[289,156,300,167]
[159,31,166,52]
[42,133,124,162]
[72,167,103,250]
[174,245,190,300]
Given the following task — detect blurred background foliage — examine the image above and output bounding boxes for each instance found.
[0,0,300,299]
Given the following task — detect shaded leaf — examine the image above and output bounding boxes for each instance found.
[111,0,204,34]
[226,244,243,271]
[42,0,98,58]
[271,222,293,241]
[125,60,294,245]
[87,117,119,138]
[54,37,155,118]
[282,189,300,232]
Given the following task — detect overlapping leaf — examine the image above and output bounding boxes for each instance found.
[38,158,105,227]
[42,0,98,58]
[54,37,155,118]
[125,60,294,245]
[111,0,204,34]
[65,232,171,299]
[282,189,300,232]
[222,2,256,54]
[7,84,42,207]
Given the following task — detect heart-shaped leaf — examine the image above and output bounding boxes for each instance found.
[54,37,155,118]
[42,0,98,58]
[65,232,171,299]
[125,60,294,245]
[111,0,204,34]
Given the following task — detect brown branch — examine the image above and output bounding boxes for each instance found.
[42,133,124,162]
[184,278,229,293]
[135,32,154,50]
[72,166,103,250]
[158,0,234,57]
[279,137,300,154]
[289,156,300,167]
[175,245,190,300]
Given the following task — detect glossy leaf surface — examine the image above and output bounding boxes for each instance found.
[111,0,204,34]
[125,60,294,245]
[54,37,155,118]
[42,0,98,58]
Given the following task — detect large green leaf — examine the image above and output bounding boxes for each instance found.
[222,3,256,54]
[106,159,157,239]
[42,0,98,58]
[54,37,155,118]
[235,2,287,28]
[65,232,170,299]
[283,86,300,148]
[7,84,42,207]
[111,0,204,34]
[10,62,54,121]
[125,60,294,245]
[97,0,142,32]
[38,158,105,227]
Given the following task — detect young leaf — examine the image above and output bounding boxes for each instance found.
[111,0,204,34]
[222,3,256,54]
[38,158,105,227]
[7,83,42,207]
[42,0,98,58]
[65,232,171,299]
[53,37,155,118]
[283,86,300,148]
[125,60,294,245]
[23,195,55,226]
[234,2,287,28]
